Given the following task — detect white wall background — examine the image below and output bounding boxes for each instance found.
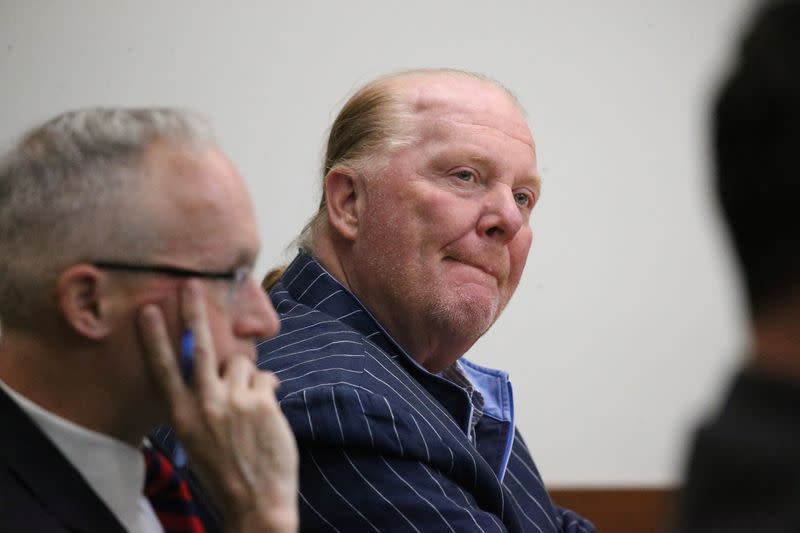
[0,0,756,486]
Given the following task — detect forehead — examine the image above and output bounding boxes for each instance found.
[396,74,535,151]
[139,141,260,265]
[387,74,539,187]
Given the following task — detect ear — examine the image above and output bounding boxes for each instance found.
[324,167,363,242]
[56,264,113,340]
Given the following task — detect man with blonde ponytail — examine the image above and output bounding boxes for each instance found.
[256,69,593,532]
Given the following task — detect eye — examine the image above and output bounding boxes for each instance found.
[514,191,534,208]
[233,265,253,290]
[452,169,476,182]
[223,264,254,301]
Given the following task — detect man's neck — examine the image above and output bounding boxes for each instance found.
[752,299,800,382]
[0,331,150,446]
[308,234,351,293]
[308,242,473,373]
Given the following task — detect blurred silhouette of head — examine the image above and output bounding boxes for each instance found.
[714,0,800,316]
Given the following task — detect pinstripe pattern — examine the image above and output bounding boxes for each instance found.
[257,254,594,532]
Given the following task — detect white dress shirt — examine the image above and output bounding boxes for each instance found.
[0,379,164,533]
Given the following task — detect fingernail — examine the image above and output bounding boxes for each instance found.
[185,278,205,298]
[139,304,159,324]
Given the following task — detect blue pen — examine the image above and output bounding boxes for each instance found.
[180,329,194,385]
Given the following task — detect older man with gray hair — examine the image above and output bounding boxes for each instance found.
[253,69,594,532]
[0,108,298,533]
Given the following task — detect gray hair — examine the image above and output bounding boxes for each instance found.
[296,68,524,253]
[0,107,214,332]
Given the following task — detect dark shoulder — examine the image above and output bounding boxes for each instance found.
[0,467,70,532]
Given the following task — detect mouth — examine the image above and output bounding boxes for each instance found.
[443,256,500,282]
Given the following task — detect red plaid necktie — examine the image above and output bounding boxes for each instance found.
[143,446,206,533]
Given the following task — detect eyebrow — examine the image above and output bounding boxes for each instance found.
[233,248,258,268]
[524,173,542,191]
[466,152,541,190]
[466,153,492,166]
[202,247,257,272]
[430,144,540,185]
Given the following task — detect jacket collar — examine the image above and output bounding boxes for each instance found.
[0,384,128,533]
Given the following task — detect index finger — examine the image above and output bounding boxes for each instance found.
[138,304,191,415]
[180,280,219,393]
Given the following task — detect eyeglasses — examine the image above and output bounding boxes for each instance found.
[92,261,252,300]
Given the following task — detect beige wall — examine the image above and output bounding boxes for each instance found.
[0,0,754,485]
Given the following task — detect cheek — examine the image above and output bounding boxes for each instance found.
[424,188,474,223]
[130,284,184,350]
[362,181,481,264]
[418,191,481,248]
[508,228,533,279]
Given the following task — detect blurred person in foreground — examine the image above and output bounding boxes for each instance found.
[0,108,298,532]
[677,1,800,530]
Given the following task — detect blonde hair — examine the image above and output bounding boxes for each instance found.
[261,265,287,292]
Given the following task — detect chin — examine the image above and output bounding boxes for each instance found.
[429,289,500,340]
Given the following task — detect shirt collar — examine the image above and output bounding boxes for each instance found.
[440,362,486,443]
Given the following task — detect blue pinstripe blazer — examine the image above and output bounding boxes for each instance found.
[257,253,594,532]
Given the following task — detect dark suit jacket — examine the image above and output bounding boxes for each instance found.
[0,386,224,533]
[0,385,128,532]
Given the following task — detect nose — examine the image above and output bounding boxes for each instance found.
[233,276,280,340]
[477,183,525,243]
